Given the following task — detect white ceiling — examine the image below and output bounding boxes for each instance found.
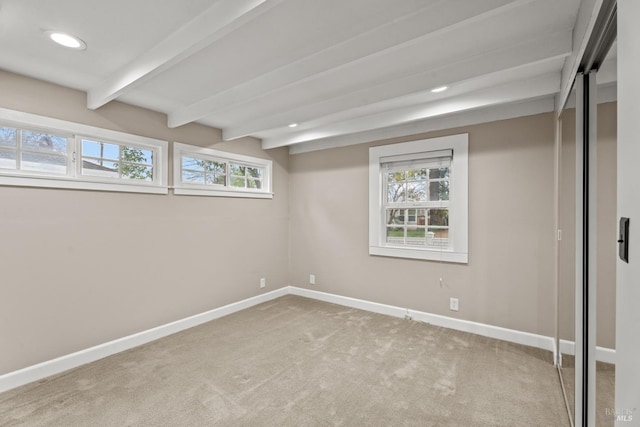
[0,0,599,152]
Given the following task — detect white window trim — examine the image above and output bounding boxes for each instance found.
[173,142,273,199]
[369,133,468,263]
[0,108,168,194]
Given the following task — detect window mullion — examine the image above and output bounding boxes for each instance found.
[68,136,75,178]
[15,129,22,171]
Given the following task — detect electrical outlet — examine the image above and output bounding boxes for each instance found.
[309,274,316,285]
[260,278,266,289]
[449,297,459,311]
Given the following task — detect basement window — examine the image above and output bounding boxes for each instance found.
[173,142,272,198]
[0,108,168,193]
[369,134,468,263]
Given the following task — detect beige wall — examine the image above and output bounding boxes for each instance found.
[289,113,559,337]
[0,66,617,377]
[557,102,617,349]
[0,70,290,375]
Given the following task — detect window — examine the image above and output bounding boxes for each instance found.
[173,142,272,198]
[79,138,156,182]
[0,127,70,176]
[369,134,468,263]
[0,108,168,193]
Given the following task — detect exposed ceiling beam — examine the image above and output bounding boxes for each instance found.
[288,97,555,155]
[262,72,560,149]
[167,0,533,128]
[86,0,282,110]
[222,30,570,141]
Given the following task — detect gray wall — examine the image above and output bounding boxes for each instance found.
[289,113,558,337]
[558,102,617,349]
[0,70,290,375]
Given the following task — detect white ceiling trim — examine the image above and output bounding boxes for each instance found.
[288,96,555,155]
[222,30,571,141]
[167,0,535,129]
[263,72,560,149]
[86,0,283,110]
[555,0,604,112]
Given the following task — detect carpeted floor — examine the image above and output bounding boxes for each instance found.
[558,355,616,426]
[0,295,570,426]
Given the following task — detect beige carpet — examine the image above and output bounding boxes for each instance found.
[0,295,569,426]
[558,355,616,426]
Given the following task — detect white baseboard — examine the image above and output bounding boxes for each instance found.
[289,287,408,318]
[558,339,616,365]
[289,286,556,354]
[0,287,289,394]
[2,285,612,395]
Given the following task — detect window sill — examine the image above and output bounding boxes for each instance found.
[369,245,468,264]
[0,174,168,194]
[173,187,274,199]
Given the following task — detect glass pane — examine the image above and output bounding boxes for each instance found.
[429,167,449,179]
[21,152,67,174]
[416,209,426,225]
[122,146,152,165]
[427,227,449,248]
[387,171,405,183]
[247,178,262,189]
[205,173,225,185]
[428,228,449,239]
[22,131,67,154]
[428,209,449,227]
[386,209,404,225]
[247,167,262,178]
[407,168,426,180]
[182,170,204,184]
[406,227,426,246]
[387,183,405,203]
[0,127,17,148]
[231,176,246,187]
[0,149,17,169]
[82,158,119,178]
[205,160,225,174]
[386,227,405,243]
[230,163,245,176]
[407,208,417,223]
[406,181,426,202]
[121,164,153,181]
[429,181,449,201]
[182,157,204,172]
[82,140,119,160]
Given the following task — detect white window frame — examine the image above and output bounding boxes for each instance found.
[0,108,168,194]
[173,142,273,199]
[369,134,468,263]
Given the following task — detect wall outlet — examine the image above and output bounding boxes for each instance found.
[260,278,266,289]
[449,297,459,311]
[309,274,316,285]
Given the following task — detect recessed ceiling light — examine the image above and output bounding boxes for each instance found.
[288,123,299,128]
[45,31,86,50]
[431,86,449,93]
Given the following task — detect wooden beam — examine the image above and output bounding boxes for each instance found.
[87,0,282,110]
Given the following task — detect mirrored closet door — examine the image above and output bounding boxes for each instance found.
[556,2,617,424]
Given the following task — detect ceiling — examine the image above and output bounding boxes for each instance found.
[0,0,610,153]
